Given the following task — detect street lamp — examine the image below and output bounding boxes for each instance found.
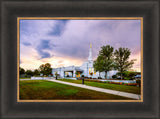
[82,75,84,85]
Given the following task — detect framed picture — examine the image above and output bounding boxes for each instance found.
[1,0,159,119]
[17,17,143,102]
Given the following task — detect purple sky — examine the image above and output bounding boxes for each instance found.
[20,19,141,71]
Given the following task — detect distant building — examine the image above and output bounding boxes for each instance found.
[52,44,117,79]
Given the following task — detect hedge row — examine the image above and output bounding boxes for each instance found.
[78,79,140,86]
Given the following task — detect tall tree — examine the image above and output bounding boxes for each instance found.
[39,64,45,74]
[93,56,104,77]
[95,45,114,79]
[114,47,136,79]
[39,63,52,76]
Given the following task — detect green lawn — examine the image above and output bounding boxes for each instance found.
[19,80,133,100]
[58,79,141,94]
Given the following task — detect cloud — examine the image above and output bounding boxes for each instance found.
[36,40,57,59]
[22,42,31,46]
[48,20,68,36]
[48,20,141,61]
[20,19,141,71]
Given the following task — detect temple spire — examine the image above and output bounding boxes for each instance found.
[90,43,92,48]
[88,43,92,61]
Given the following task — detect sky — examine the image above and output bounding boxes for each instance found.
[20,19,141,72]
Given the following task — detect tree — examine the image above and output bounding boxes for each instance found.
[114,47,136,79]
[39,64,45,74]
[19,67,25,75]
[25,70,34,77]
[95,45,114,79]
[33,69,40,76]
[55,72,58,80]
[93,56,104,77]
[39,63,52,76]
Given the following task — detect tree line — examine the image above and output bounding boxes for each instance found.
[20,63,52,77]
[93,45,136,79]
[20,45,137,79]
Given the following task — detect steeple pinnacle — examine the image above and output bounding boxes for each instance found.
[90,43,92,48]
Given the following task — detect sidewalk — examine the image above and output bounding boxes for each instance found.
[47,79,141,100]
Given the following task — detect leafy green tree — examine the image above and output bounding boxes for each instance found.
[114,47,136,79]
[25,70,34,77]
[33,69,40,76]
[19,67,25,75]
[39,64,45,74]
[39,63,52,76]
[93,56,104,77]
[97,45,114,79]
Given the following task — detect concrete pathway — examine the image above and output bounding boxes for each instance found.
[20,79,46,80]
[47,79,141,100]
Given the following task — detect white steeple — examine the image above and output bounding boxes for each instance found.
[88,43,92,61]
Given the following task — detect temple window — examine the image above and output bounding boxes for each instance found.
[89,68,91,74]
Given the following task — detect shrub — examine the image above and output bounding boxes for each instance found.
[112,75,117,79]
[123,71,136,80]
[84,77,88,79]
[98,77,102,79]
[116,71,136,80]
[124,83,137,86]
[81,75,84,78]
[128,83,137,86]
[136,80,141,87]
[77,77,82,80]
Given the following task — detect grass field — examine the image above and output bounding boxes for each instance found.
[58,79,141,94]
[19,80,134,100]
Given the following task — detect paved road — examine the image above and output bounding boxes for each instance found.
[47,79,141,100]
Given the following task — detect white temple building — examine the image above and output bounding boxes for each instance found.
[52,44,117,79]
